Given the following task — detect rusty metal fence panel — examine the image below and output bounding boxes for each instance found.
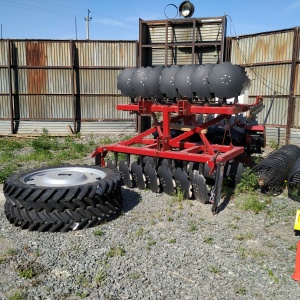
[0,39,137,135]
[227,27,299,144]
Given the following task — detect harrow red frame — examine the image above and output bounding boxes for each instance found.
[92,98,265,213]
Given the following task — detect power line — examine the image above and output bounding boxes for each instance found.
[0,0,85,19]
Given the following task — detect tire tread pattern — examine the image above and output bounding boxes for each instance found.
[3,165,123,232]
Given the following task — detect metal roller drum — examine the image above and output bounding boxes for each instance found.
[252,145,300,195]
[288,157,300,202]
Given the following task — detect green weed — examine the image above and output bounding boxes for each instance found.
[168,238,176,244]
[146,239,156,250]
[93,268,107,287]
[268,139,279,150]
[6,290,24,300]
[106,246,126,257]
[18,268,35,279]
[93,229,105,237]
[234,167,258,194]
[203,236,213,244]
[235,287,246,295]
[234,193,267,214]
[209,266,220,274]
[129,272,140,280]
[188,222,198,232]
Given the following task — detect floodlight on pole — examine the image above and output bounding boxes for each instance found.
[179,1,195,18]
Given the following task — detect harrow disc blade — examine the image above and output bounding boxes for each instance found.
[131,161,147,190]
[117,68,137,98]
[119,160,134,188]
[159,65,181,99]
[130,67,152,99]
[190,64,215,99]
[174,65,197,99]
[208,62,248,99]
[144,163,160,193]
[174,168,192,198]
[160,159,174,171]
[158,165,176,195]
[143,156,156,167]
[106,159,116,168]
[145,66,164,99]
[190,170,209,203]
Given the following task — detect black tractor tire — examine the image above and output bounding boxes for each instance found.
[3,165,123,232]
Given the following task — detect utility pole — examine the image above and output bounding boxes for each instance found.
[85,9,92,40]
[1,24,2,39]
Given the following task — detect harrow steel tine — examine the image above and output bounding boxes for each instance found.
[190,170,210,203]
[158,165,176,195]
[119,160,134,188]
[131,161,147,190]
[174,168,192,198]
[144,163,160,193]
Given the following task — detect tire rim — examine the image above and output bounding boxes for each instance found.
[22,166,107,187]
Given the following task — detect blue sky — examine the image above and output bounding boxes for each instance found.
[0,0,299,40]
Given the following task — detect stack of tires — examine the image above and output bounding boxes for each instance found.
[3,165,123,232]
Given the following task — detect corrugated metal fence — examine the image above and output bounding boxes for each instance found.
[226,27,300,145]
[0,39,138,135]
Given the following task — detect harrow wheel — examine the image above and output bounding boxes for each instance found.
[3,165,123,232]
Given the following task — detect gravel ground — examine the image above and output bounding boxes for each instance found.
[1,180,300,300]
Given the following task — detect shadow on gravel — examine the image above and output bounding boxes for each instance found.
[121,187,141,213]
[216,196,231,214]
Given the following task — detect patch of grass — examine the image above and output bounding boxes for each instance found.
[203,236,213,244]
[129,272,140,280]
[146,239,156,250]
[18,268,36,279]
[0,248,18,264]
[227,223,239,230]
[106,246,126,257]
[168,238,176,244]
[236,232,254,241]
[188,222,198,232]
[288,244,297,251]
[93,267,107,287]
[209,266,220,274]
[0,163,18,183]
[135,228,144,238]
[235,287,246,295]
[93,229,105,237]
[6,290,24,300]
[234,193,267,214]
[268,269,279,283]
[76,274,91,288]
[75,291,89,299]
[268,139,279,150]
